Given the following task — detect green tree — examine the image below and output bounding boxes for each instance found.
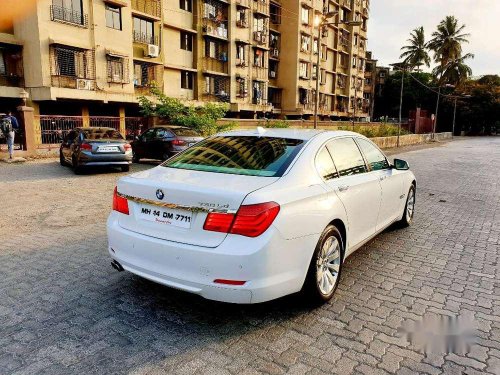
[138,87,232,136]
[400,27,431,70]
[432,53,474,87]
[427,16,470,68]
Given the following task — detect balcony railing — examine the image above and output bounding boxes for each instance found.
[236,0,250,8]
[252,0,269,16]
[202,21,229,39]
[133,32,159,45]
[131,0,161,18]
[50,5,88,27]
[203,57,228,74]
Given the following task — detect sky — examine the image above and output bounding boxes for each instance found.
[368,0,500,76]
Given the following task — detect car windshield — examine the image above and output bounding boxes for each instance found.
[162,136,305,177]
[82,129,123,140]
[173,128,200,137]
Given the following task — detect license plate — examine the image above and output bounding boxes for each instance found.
[138,205,192,229]
[98,146,119,153]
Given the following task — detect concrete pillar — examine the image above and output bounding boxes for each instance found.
[82,106,90,127]
[119,106,126,137]
[16,105,36,154]
[32,102,42,146]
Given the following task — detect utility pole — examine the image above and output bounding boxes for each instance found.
[397,66,405,147]
[452,97,457,139]
[433,85,441,140]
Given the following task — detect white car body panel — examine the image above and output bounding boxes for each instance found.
[107,129,416,303]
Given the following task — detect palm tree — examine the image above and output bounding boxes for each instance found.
[400,27,431,71]
[427,16,470,67]
[432,53,474,87]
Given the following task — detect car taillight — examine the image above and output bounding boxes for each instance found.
[112,186,129,215]
[172,139,186,146]
[203,202,280,238]
[203,212,235,233]
[123,143,132,151]
[80,143,92,150]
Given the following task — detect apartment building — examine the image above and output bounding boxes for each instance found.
[0,0,370,125]
[363,50,376,119]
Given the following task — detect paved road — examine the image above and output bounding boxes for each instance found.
[1,137,499,375]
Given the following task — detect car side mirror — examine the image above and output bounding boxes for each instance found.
[393,158,409,170]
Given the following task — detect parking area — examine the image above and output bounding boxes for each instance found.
[0,137,499,374]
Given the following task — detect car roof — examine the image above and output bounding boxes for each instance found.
[219,128,362,141]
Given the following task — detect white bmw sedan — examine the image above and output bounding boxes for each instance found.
[107,129,416,304]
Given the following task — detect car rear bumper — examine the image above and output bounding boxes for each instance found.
[107,212,315,303]
[79,151,132,165]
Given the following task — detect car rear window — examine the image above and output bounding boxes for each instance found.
[82,129,123,140]
[173,128,200,137]
[162,136,305,177]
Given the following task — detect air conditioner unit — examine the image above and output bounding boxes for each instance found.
[146,44,159,58]
[76,79,92,90]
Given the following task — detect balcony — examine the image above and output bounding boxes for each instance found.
[236,0,250,8]
[50,5,88,27]
[0,45,23,87]
[203,74,230,102]
[49,45,96,90]
[202,56,228,74]
[134,62,162,94]
[202,20,229,40]
[268,87,282,109]
[252,81,267,105]
[252,0,269,16]
[132,0,161,18]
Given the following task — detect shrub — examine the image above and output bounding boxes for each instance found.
[138,88,232,136]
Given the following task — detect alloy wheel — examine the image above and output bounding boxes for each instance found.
[316,236,341,296]
[406,188,415,222]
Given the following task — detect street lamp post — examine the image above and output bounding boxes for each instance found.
[313,13,362,129]
[450,94,471,138]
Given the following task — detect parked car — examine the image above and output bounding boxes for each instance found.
[60,127,132,174]
[131,126,204,162]
[107,129,416,304]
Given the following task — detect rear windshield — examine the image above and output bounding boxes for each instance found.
[173,128,200,137]
[82,129,123,140]
[162,136,305,177]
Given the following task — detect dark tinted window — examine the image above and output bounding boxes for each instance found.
[316,147,338,180]
[327,138,367,176]
[173,128,200,136]
[156,129,174,138]
[162,136,305,177]
[141,128,155,141]
[356,138,390,171]
[82,129,123,140]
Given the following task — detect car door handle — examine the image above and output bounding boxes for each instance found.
[338,185,349,192]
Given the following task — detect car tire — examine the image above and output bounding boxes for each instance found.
[59,151,66,166]
[121,165,130,172]
[72,155,82,175]
[132,151,140,163]
[162,151,171,161]
[302,225,344,304]
[398,184,416,227]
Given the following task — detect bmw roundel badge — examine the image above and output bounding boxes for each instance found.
[156,189,164,200]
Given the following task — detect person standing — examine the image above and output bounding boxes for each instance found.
[1,111,19,159]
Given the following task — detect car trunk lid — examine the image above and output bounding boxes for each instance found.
[117,166,279,247]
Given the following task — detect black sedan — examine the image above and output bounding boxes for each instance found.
[131,126,204,162]
[60,127,132,174]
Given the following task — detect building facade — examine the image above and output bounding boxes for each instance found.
[363,50,376,120]
[0,0,370,126]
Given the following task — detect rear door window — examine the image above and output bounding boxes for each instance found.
[82,129,123,140]
[156,129,175,139]
[316,147,338,180]
[355,138,390,171]
[162,135,305,177]
[326,137,367,176]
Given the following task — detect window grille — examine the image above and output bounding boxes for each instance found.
[203,74,230,102]
[50,0,88,27]
[107,56,130,84]
[50,45,95,89]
